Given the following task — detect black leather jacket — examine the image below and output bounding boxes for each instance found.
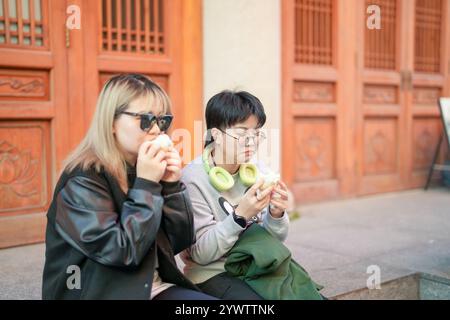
[42,165,197,299]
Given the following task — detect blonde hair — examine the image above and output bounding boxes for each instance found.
[63,73,171,191]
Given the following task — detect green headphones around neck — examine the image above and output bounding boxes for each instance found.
[202,144,259,192]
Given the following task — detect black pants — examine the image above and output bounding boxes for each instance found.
[153,286,219,300]
[197,272,263,300]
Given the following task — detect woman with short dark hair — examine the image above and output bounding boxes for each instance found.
[180,90,291,299]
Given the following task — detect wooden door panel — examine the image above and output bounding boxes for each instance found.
[360,117,403,194]
[294,117,336,182]
[100,0,167,54]
[0,0,49,49]
[99,72,169,93]
[291,116,339,202]
[283,0,449,204]
[412,117,442,169]
[0,122,51,215]
[0,69,50,101]
[0,121,51,248]
[363,118,398,176]
[282,0,343,203]
[355,0,406,195]
[409,0,449,188]
[414,0,444,74]
[0,0,69,248]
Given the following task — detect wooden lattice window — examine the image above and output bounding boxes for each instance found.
[101,0,165,54]
[0,0,47,48]
[364,0,397,70]
[294,0,333,65]
[414,0,442,73]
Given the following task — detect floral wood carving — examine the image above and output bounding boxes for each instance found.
[0,140,39,199]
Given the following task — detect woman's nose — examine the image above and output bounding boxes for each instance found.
[148,121,161,135]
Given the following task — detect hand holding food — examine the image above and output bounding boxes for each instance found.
[235,179,274,221]
[136,141,167,183]
[269,181,289,218]
[154,135,182,183]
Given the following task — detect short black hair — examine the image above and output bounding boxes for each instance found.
[205,90,266,146]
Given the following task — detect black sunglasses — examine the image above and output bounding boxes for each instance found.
[118,111,173,133]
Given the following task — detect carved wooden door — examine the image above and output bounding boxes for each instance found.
[282,0,450,203]
[0,0,69,247]
[354,0,409,195]
[0,0,202,248]
[282,0,358,203]
[407,0,450,189]
[355,0,450,195]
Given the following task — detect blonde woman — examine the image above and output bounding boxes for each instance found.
[42,74,216,300]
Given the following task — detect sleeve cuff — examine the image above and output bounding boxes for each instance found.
[266,208,289,223]
[132,177,162,195]
[160,180,182,195]
[223,213,246,234]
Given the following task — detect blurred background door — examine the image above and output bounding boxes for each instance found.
[355,0,450,196]
[355,0,409,195]
[282,0,450,203]
[406,0,450,189]
[282,0,346,203]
